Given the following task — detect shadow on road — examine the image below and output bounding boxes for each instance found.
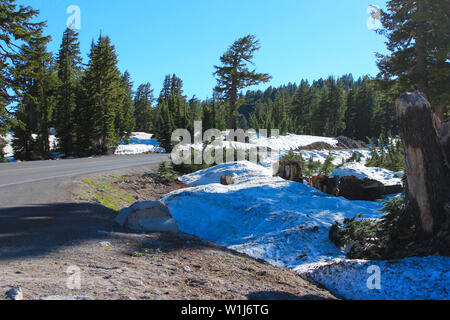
[0,203,117,261]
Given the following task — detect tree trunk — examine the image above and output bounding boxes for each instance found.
[396,91,449,238]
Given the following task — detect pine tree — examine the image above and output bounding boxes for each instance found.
[0,0,47,158]
[271,91,289,134]
[76,35,123,155]
[117,71,135,142]
[326,77,346,136]
[134,82,154,132]
[213,35,271,129]
[55,27,82,156]
[291,80,314,134]
[12,30,58,160]
[353,77,376,140]
[376,0,450,118]
[153,74,190,151]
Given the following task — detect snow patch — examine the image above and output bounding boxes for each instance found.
[114,132,166,155]
[331,162,402,186]
[298,257,450,300]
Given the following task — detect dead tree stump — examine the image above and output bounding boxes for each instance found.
[396,91,450,238]
[277,160,303,183]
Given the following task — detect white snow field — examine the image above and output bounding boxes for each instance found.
[163,161,449,300]
[179,132,339,153]
[114,132,166,155]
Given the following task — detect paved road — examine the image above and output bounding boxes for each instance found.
[0,154,169,206]
[0,154,169,188]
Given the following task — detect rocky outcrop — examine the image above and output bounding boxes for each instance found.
[309,175,402,201]
[277,160,303,183]
[115,200,178,233]
[220,175,235,185]
[336,136,368,149]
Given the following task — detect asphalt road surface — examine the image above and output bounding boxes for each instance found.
[0,154,169,206]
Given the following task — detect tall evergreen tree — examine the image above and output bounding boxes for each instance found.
[55,27,82,156]
[376,0,450,118]
[75,35,123,155]
[153,75,187,152]
[0,0,47,159]
[12,31,58,160]
[117,71,135,142]
[133,82,154,132]
[213,35,271,129]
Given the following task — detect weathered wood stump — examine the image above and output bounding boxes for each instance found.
[277,160,303,183]
[309,175,339,196]
[396,91,450,238]
[220,175,235,185]
[336,176,384,201]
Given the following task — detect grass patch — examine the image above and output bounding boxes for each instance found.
[79,177,134,211]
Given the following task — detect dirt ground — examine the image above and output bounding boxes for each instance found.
[0,165,336,300]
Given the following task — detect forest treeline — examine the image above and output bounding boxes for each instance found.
[0,0,448,160]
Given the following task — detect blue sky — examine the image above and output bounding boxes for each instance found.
[17,0,388,100]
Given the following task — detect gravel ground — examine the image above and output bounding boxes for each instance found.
[0,165,337,300]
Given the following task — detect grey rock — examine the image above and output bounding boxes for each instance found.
[114,200,178,233]
[183,266,191,272]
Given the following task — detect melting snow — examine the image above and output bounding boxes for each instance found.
[163,161,449,300]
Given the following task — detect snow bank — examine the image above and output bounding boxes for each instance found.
[163,161,448,299]
[114,132,166,155]
[165,161,382,267]
[299,257,450,300]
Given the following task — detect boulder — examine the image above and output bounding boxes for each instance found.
[115,200,178,233]
[277,160,303,183]
[220,175,235,185]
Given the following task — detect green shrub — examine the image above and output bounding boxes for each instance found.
[366,134,404,171]
[319,151,335,176]
[281,149,305,162]
[154,162,178,183]
[329,214,381,249]
[328,196,418,258]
